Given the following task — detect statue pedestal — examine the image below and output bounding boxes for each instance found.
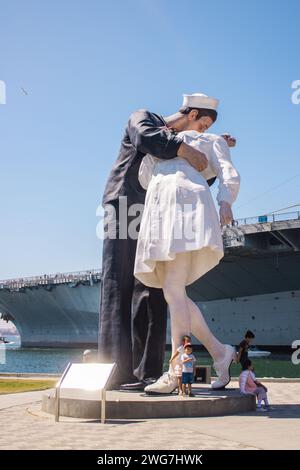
[42,384,255,420]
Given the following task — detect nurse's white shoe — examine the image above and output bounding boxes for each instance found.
[211,345,237,390]
[144,371,178,395]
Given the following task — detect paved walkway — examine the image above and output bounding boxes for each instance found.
[0,382,300,450]
[0,390,45,411]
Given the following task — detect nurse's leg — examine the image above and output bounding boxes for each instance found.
[180,252,226,362]
[156,251,226,363]
[185,296,226,363]
[144,254,191,393]
[183,256,236,389]
[155,253,191,363]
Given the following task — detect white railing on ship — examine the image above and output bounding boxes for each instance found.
[233,210,300,227]
[0,269,101,290]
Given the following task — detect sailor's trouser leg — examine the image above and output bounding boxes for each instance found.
[132,280,167,381]
[98,232,137,384]
[98,199,168,384]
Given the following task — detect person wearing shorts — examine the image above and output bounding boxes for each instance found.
[181,344,196,397]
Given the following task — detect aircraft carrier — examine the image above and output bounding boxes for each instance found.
[0,211,299,348]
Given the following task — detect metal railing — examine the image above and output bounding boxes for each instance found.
[233,211,300,227]
[0,269,101,290]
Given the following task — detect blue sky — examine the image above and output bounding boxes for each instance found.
[0,0,299,279]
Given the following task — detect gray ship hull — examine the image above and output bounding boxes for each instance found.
[0,281,99,348]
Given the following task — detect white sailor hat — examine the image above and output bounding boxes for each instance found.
[182,93,219,111]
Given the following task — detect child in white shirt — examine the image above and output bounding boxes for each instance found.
[181,344,196,397]
[169,335,191,395]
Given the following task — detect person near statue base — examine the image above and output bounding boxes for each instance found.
[181,344,196,397]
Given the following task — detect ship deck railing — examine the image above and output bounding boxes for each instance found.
[0,269,102,290]
[233,210,300,226]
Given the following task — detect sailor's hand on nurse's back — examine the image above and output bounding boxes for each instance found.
[219,201,233,226]
[221,134,237,148]
[177,142,208,172]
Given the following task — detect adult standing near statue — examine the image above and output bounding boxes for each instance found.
[99,93,236,389]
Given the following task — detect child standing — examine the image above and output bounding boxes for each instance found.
[181,344,196,397]
[239,359,270,411]
[169,335,191,395]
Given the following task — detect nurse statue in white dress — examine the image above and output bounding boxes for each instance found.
[134,93,241,393]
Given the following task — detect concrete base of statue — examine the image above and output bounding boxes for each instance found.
[42,383,255,420]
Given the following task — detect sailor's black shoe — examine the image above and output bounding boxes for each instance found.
[119,378,158,392]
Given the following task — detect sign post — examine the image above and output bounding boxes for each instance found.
[55,363,116,424]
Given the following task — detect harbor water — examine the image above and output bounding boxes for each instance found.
[0,336,298,378]
[0,336,86,374]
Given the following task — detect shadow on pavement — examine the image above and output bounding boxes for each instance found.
[241,404,300,419]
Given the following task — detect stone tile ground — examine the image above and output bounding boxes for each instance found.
[1,382,300,450]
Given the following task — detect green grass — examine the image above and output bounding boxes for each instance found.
[164,351,300,378]
[0,379,57,395]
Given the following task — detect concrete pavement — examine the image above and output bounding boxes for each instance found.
[0,381,300,450]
